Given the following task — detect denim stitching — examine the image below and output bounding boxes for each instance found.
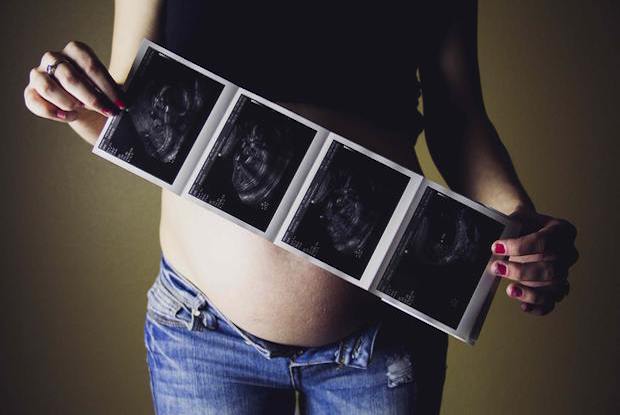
[146,280,188,328]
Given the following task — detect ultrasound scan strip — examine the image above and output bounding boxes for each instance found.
[281,141,410,279]
[376,187,506,329]
[188,95,316,232]
[92,39,520,344]
[97,47,225,185]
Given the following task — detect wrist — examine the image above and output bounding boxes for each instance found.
[510,200,537,216]
[68,109,108,147]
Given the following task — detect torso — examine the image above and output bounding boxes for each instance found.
[159,2,431,346]
[160,102,424,346]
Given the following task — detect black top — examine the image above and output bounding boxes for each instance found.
[163,2,439,141]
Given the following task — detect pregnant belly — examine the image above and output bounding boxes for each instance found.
[159,102,423,347]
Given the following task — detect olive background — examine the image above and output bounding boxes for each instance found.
[1,1,618,414]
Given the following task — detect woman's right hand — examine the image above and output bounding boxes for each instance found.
[24,40,127,123]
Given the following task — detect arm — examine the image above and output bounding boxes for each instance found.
[24,0,165,146]
[420,0,534,215]
[68,0,165,145]
[420,0,577,316]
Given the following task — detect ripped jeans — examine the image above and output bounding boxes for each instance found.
[144,256,448,414]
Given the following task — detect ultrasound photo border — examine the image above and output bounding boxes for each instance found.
[369,180,521,344]
[182,88,329,240]
[274,133,424,291]
[92,40,238,193]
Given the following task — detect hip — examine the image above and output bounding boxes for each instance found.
[159,213,385,347]
[144,255,448,414]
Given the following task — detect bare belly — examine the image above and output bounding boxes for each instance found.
[160,102,423,347]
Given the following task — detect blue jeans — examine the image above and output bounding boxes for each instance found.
[144,256,448,414]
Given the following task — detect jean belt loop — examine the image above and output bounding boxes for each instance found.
[350,319,383,368]
[195,294,219,331]
[181,303,199,331]
[333,319,383,369]
[334,340,348,367]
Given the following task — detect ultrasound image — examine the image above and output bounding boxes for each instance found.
[98,47,224,184]
[282,141,409,279]
[189,95,316,231]
[377,187,505,329]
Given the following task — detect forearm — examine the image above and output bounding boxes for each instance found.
[427,115,535,215]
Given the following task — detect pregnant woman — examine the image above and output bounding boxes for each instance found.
[23,1,578,414]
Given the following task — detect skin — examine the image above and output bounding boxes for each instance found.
[23,0,578,345]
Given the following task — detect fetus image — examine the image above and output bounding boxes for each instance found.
[97,47,223,184]
[314,167,379,255]
[189,95,315,231]
[282,142,409,279]
[377,188,505,328]
[129,78,207,164]
[227,121,293,207]
[410,202,481,266]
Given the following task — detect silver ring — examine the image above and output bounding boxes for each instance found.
[46,58,70,78]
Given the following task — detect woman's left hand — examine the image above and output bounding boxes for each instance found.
[490,209,578,316]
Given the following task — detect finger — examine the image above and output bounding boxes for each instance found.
[545,279,570,302]
[505,283,549,305]
[518,280,555,288]
[507,253,552,263]
[492,220,576,257]
[505,249,578,283]
[46,57,117,117]
[519,280,571,304]
[492,259,566,283]
[61,41,127,109]
[554,280,570,303]
[498,253,559,286]
[24,86,77,122]
[564,246,580,268]
[492,231,548,256]
[521,301,555,316]
[29,66,83,112]
[40,50,114,115]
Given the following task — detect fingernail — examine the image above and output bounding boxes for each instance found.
[56,110,67,120]
[495,262,507,276]
[114,99,127,110]
[102,108,116,117]
[510,286,522,297]
[494,243,506,254]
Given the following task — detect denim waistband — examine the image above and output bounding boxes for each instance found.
[156,254,384,368]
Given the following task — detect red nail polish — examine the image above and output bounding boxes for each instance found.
[511,286,522,297]
[494,243,506,254]
[114,99,127,110]
[496,262,507,276]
